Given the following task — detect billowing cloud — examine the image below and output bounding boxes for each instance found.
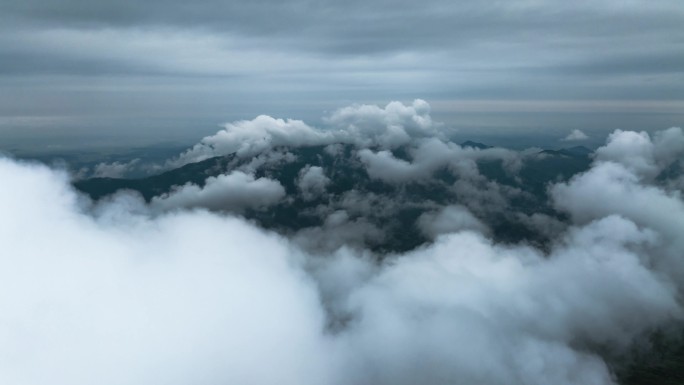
[151,171,285,212]
[169,100,439,167]
[297,165,331,201]
[170,116,333,166]
[552,126,684,280]
[0,158,330,385]
[358,149,419,182]
[417,204,488,238]
[594,127,684,180]
[324,99,440,148]
[337,217,680,385]
[359,137,522,183]
[562,129,589,141]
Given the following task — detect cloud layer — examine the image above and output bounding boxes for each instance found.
[1,124,684,384]
[169,99,439,167]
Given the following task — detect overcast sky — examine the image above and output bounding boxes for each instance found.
[1,0,682,150]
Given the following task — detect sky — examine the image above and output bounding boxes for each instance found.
[0,0,683,150]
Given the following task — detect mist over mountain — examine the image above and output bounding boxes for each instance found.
[73,101,595,253]
[1,100,683,384]
[75,143,592,252]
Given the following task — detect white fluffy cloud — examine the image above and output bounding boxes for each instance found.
[324,99,440,148]
[562,129,589,141]
[358,149,419,182]
[359,138,521,183]
[338,218,679,385]
[151,171,285,212]
[0,159,329,385]
[170,115,334,166]
[417,204,489,238]
[552,126,684,281]
[297,166,331,200]
[169,100,440,168]
[594,127,684,180]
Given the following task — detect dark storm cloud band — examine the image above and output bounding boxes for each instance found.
[1,0,682,81]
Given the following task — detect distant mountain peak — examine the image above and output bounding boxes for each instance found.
[460,140,492,150]
[563,145,592,155]
[537,145,592,158]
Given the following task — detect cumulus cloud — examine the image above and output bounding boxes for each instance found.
[2,125,684,385]
[595,130,659,178]
[294,210,386,252]
[359,137,522,183]
[324,99,441,148]
[652,127,684,169]
[297,165,331,200]
[552,126,684,280]
[358,149,419,182]
[237,149,298,174]
[552,164,684,281]
[562,129,589,141]
[594,127,684,180]
[417,204,488,238]
[169,115,332,166]
[0,158,330,385]
[168,100,440,168]
[337,219,680,385]
[151,171,285,212]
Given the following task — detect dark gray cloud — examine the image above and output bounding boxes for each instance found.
[297,165,331,200]
[2,1,681,57]
[0,0,682,149]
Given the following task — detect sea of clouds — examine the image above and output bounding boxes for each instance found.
[1,100,684,384]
